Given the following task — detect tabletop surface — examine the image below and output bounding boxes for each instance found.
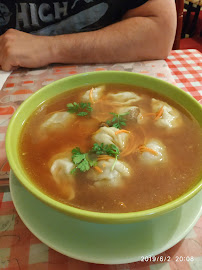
[0,49,201,269]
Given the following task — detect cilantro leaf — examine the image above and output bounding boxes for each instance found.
[77,159,90,172]
[89,159,97,167]
[106,112,129,129]
[71,147,97,174]
[91,143,120,158]
[77,112,88,116]
[72,147,81,155]
[91,143,120,171]
[67,102,93,116]
[71,143,121,174]
[72,153,86,164]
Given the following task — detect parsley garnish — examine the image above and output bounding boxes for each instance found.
[71,143,120,174]
[71,147,97,174]
[91,143,120,171]
[91,143,120,158]
[67,102,93,116]
[106,112,129,129]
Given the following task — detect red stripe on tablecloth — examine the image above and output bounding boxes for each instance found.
[166,49,202,101]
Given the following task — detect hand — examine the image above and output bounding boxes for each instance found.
[0,29,54,71]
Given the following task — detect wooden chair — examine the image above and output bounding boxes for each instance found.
[173,0,185,49]
[182,0,202,38]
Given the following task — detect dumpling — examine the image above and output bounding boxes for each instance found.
[40,111,75,134]
[118,106,144,124]
[107,91,141,105]
[139,139,167,164]
[50,156,75,200]
[51,158,74,184]
[152,98,182,128]
[87,159,130,187]
[81,85,105,103]
[93,127,129,150]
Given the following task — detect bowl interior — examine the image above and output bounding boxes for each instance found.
[6,71,202,224]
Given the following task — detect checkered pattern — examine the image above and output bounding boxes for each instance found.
[166,50,202,101]
[0,49,202,269]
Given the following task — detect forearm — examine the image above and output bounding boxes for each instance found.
[49,15,175,64]
[0,0,176,71]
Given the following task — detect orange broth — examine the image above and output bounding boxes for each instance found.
[19,84,202,213]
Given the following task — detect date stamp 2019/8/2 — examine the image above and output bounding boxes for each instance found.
[141,256,195,262]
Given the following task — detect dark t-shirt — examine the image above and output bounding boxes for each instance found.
[0,0,148,35]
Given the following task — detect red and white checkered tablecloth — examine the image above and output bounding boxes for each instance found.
[0,49,201,270]
[166,49,202,101]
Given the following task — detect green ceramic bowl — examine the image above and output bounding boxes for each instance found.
[6,71,202,224]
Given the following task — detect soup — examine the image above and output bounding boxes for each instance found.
[19,84,202,213]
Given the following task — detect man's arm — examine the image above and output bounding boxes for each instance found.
[0,0,176,71]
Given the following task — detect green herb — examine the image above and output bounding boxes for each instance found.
[91,143,120,171]
[71,147,97,174]
[71,143,121,174]
[91,143,120,158]
[67,102,93,116]
[106,112,129,129]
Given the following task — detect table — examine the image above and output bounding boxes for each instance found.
[0,49,201,269]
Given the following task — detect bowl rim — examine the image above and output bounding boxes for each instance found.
[6,71,202,224]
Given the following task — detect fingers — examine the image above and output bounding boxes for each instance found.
[1,63,13,72]
[0,30,18,71]
[0,64,19,72]
[0,47,12,71]
[1,58,18,71]
[0,29,47,70]
[0,34,6,70]
[0,36,3,67]
[0,53,18,71]
[0,56,12,71]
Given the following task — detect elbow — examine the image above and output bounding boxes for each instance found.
[147,32,175,61]
[155,44,172,60]
[158,32,176,59]
[138,41,173,62]
[132,23,176,62]
[155,23,176,60]
[147,16,176,61]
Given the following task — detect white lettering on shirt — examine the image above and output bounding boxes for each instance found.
[38,3,54,23]
[29,3,40,27]
[53,2,68,20]
[16,3,30,29]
